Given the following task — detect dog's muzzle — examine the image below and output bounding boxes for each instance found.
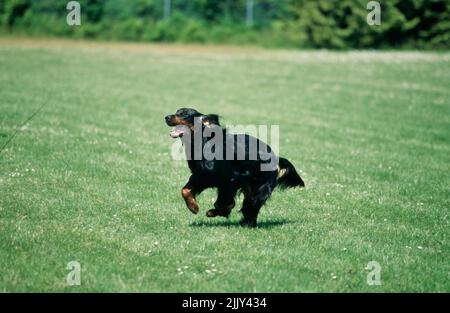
[170,125,189,138]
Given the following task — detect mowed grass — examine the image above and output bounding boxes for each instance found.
[0,38,449,292]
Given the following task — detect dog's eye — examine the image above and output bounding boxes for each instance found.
[176,109,187,116]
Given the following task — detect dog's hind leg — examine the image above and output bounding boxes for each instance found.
[240,178,276,227]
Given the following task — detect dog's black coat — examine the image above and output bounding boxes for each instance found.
[165,108,304,227]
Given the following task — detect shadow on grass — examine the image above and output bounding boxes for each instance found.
[189,219,292,229]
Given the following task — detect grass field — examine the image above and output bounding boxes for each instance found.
[0,38,449,292]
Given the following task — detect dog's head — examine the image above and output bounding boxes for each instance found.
[165,108,220,138]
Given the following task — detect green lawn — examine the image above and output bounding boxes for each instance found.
[0,38,449,292]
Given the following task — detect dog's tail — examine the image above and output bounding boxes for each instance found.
[276,157,305,189]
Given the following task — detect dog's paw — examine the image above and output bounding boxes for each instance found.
[188,202,199,215]
[240,218,257,228]
[206,208,230,218]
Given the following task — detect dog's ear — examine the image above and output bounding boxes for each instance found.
[202,114,220,126]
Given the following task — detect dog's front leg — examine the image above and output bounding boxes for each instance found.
[181,175,204,215]
[206,184,237,218]
[181,187,199,215]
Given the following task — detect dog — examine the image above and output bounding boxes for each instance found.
[165,108,304,227]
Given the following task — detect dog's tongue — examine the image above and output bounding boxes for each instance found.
[170,125,189,138]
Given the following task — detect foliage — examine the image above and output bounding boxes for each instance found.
[0,0,448,49]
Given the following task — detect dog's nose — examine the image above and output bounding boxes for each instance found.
[165,115,171,122]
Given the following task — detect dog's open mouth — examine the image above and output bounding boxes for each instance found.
[170,125,190,138]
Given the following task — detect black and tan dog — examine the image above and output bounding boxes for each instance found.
[165,108,304,227]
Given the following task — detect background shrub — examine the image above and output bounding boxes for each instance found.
[0,0,448,49]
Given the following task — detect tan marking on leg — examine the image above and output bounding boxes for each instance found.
[181,188,199,214]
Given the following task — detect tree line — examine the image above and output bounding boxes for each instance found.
[0,0,448,49]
